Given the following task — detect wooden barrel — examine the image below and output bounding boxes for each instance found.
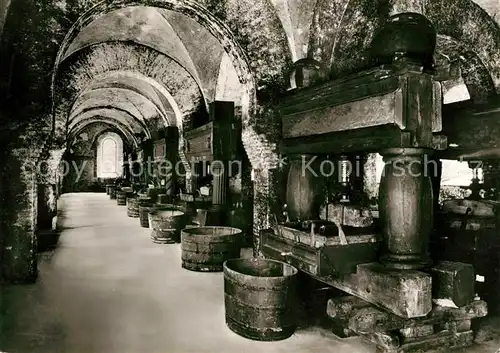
[147,188,160,203]
[286,154,324,221]
[106,184,114,195]
[181,227,243,272]
[139,206,153,228]
[149,208,186,244]
[127,197,140,218]
[109,185,117,200]
[116,191,127,206]
[120,186,132,197]
[157,194,170,205]
[147,204,183,228]
[138,197,153,228]
[223,258,298,341]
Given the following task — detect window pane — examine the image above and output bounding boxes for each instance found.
[97,133,123,178]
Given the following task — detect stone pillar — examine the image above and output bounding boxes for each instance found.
[378,148,433,270]
[37,183,56,230]
[0,150,38,283]
[252,168,270,258]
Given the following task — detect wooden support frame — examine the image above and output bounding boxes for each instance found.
[317,263,433,318]
[326,296,487,353]
[440,96,500,160]
[279,66,445,155]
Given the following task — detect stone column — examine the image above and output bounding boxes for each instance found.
[0,150,38,283]
[378,148,434,270]
[37,183,56,230]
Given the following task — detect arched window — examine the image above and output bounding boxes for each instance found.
[96,132,123,178]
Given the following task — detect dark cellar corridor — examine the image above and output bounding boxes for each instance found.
[2,193,371,353]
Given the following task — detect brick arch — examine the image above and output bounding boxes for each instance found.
[68,117,141,149]
[55,43,209,174]
[52,1,255,127]
[51,0,293,252]
[435,34,497,103]
[55,43,204,130]
[69,106,151,140]
[317,0,500,94]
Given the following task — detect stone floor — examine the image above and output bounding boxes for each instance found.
[1,193,500,353]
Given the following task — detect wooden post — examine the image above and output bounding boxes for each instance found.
[188,162,199,195]
[141,139,153,183]
[165,127,179,198]
[211,161,227,208]
[210,101,236,223]
[378,148,434,270]
[123,152,131,182]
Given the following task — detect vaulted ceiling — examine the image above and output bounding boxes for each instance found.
[54,6,244,147]
[50,0,500,168]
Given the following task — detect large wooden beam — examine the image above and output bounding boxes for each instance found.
[441,98,500,160]
[428,261,475,308]
[282,90,404,138]
[281,126,447,155]
[316,262,433,318]
[280,67,446,155]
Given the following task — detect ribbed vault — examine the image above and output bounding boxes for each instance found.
[69,119,139,149]
[52,0,500,156]
[68,109,150,139]
[49,0,500,242]
[52,2,258,169]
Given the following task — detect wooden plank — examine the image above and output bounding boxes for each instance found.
[403,74,435,148]
[316,262,433,318]
[276,224,379,248]
[432,81,443,133]
[326,296,372,318]
[279,67,401,115]
[346,300,487,333]
[320,204,374,228]
[281,125,406,155]
[282,90,404,138]
[184,121,213,139]
[260,230,378,277]
[441,199,498,218]
[441,98,500,158]
[371,331,474,353]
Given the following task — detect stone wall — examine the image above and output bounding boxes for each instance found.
[0,148,40,283]
[62,124,129,193]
